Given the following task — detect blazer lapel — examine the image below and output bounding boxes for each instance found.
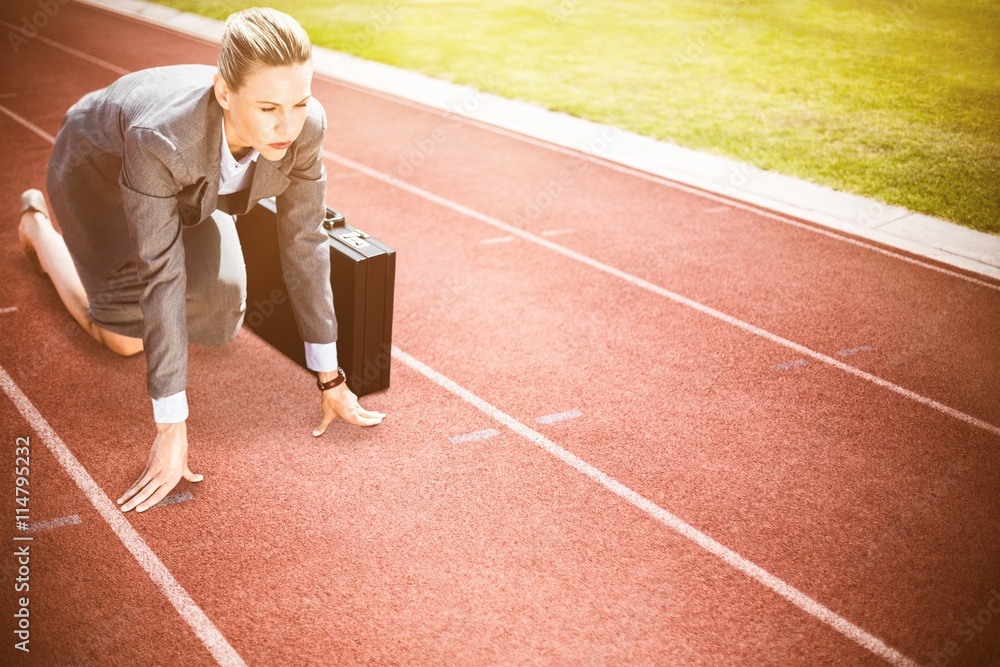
[197,101,223,221]
[241,158,291,214]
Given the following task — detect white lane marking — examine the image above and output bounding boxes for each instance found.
[540,228,575,237]
[772,359,809,371]
[0,19,130,76]
[0,366,247,667]
[480,236,515,245]
[838,345,875,357]
[536,409,583,424]
[0,307,17,315]
[450,428,500,444]
[28,514,82,532]
[391,345,919,666]
[327,150,1000,439]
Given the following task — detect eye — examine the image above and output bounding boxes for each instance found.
[295,102,308,108]
[261,107,276,113]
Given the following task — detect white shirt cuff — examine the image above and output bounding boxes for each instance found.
[304,341,339,372]
[151,390,188,423]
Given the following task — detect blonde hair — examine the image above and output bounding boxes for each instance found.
[218,7,312,90]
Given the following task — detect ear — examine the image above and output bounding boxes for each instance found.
[213,73,232,111]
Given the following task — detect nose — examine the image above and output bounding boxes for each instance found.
[274,111,294,138]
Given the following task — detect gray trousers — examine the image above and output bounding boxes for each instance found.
[79,210,247,345]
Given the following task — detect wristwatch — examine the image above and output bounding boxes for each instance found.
[316,367,347,392]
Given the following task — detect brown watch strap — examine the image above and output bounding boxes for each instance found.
[317,367,347,391]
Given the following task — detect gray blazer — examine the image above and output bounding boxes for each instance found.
[46,64,336,400]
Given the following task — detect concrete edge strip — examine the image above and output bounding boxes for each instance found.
[70,0,1000,281]
[390,345,919,667]
[0,365,247,667]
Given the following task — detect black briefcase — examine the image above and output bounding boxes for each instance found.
[234,197,395,397]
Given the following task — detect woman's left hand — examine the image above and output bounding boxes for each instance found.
[312,378,385,436]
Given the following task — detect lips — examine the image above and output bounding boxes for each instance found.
[269,141,292,150]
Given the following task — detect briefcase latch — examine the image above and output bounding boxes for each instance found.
[337,230,371,248]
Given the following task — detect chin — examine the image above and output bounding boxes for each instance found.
[261,145,289,160]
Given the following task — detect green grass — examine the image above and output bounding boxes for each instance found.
[156,0,1000,233]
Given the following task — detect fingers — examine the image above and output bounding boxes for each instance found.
[314,387,387,436]
[117,463,154,507]
[339,408,383,427]
[130,478,175,513]
[357,407,387,420]
[119,472,201,512]
[313,412,335,437]
[119,473,177,513]
[343,395,385,422]
[119,423,197,513]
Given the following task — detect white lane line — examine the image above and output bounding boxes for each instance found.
[0,365,247,667]
[450,428,500,444]
[391,345,918,666]
[536,409,583,424]
[772,359,809,371]
[28,514,82,532]
[0,306,17,315]
[540,228,575,237]
[480,236,515,244]
[838,345,875,357]
[327,150,1000,439]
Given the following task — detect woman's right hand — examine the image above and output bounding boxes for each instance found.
[117,420,203,513]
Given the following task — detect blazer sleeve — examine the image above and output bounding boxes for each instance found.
[275,103,337,347]
[118,126,190,403]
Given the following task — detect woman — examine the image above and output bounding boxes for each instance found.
[16,7,385,513]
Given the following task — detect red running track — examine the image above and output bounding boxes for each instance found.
[0,1,998,665]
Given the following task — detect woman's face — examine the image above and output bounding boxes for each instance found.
[213,61,313,162]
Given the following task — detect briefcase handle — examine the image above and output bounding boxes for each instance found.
[322,207,346,230]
